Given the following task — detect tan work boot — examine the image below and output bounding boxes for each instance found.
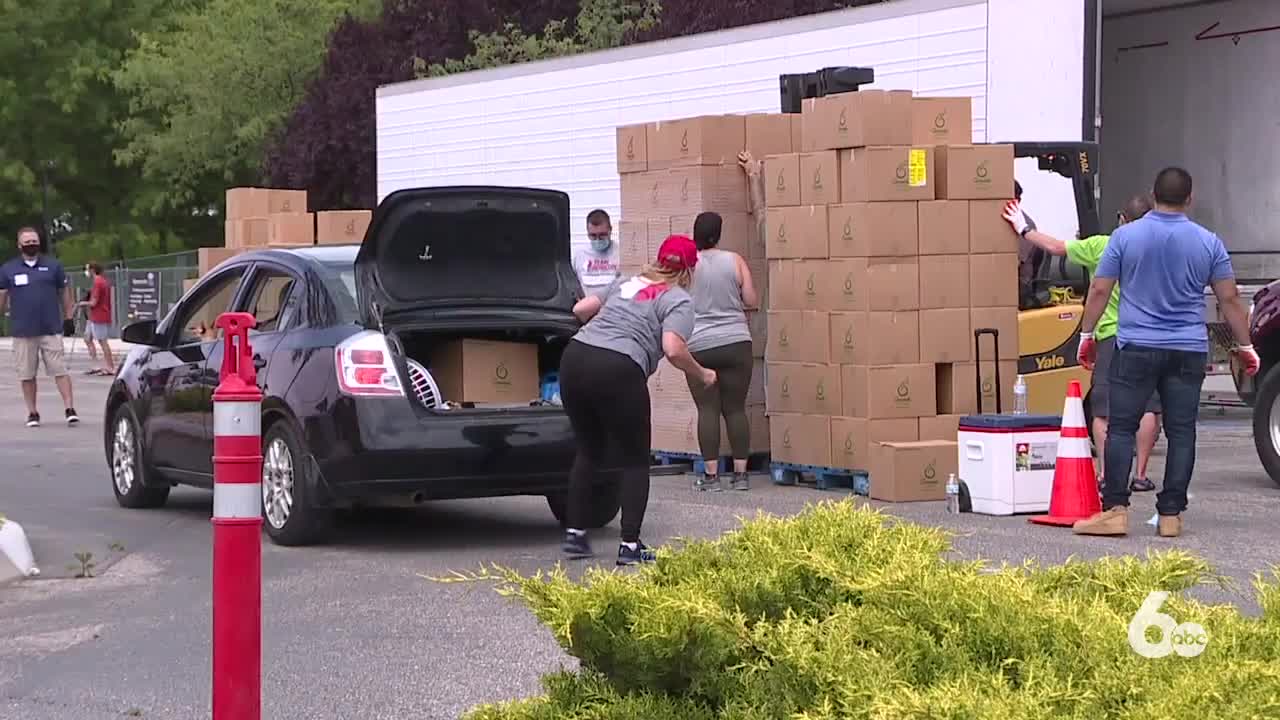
[1157,515,1182,538]
[1072,507,1128,536]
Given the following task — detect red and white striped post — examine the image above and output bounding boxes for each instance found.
[211,312,262,720]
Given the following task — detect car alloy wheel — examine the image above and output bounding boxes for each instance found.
[262,436,295,530]
[1271,387,1280,468]
[112,415,137,497]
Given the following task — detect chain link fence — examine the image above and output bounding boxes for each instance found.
[2,250,198,339]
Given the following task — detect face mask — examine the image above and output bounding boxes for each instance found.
[20,244,39,258]
[590,235,612,253]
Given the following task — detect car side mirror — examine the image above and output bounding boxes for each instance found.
[121,319,159,346]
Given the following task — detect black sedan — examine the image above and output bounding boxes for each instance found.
[106,187,621,545]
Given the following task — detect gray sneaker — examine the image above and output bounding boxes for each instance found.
[694,473,723,492]
[730,472,750,491]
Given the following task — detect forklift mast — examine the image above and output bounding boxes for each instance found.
[779,67,1102,239]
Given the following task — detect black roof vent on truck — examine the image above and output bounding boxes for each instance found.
[779,66,875,114]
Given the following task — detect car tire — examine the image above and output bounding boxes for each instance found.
[109,404,170,509]
[1251,363,1280,488]
[546,482,621,529]
[261,419,332,546]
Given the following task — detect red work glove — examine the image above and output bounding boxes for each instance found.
[1078,332,1096,371]
[1235,344,1261,376]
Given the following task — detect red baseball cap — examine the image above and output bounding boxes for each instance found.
[655,235,698,272]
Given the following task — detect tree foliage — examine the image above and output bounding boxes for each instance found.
[113,0,379,213]
[419,0,661,77]
[640,0,889,40]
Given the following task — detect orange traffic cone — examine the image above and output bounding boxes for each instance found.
[1029,380,1100,526]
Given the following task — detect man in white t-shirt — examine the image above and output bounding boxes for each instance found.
[573,209,620,295]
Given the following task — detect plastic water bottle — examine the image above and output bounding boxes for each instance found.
[1013,374,1029,415]
[945,473,960,514]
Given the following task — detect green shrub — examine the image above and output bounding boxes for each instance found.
[456,501,1280,719]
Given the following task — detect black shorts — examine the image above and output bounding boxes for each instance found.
[1090,336,1162,418]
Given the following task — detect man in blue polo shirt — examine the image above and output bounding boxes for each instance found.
[1072,167,1258,538]
[0,227,79,427]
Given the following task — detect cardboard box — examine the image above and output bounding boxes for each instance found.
[748,310,767,357]
[918,200,970,255]
[919,308,972,364]
[766,362,841,415]
[919,255,971,309]
[619,221,649,272]
[650,404,770,456]
[937,361,1018,415]
[767,311,831,363]
[746,114,795,159]
[748,258,768,308]
[969,199,1021,253]
[658,166,749,216]
[182,277,198,294]
[865,258,919,311]
[969,253,1020,308]
[820,258,868,312]
[647,218,672,256]
[841,364,936,419]
[198,247,244,276]
[270,189,308,214]
[801,90,913,150]
[839,147,935,203]
[934,144,1015,200]
[830,417,919,472]
[267,213,315,246]
[769,260,834,311]
[316,210,372,246]
[430,339,539,405]
[828,202,918,258]
[911,97,974,146]
[830,311,919,366]
[770,414,832,468]
[790,114,804,152]
[919,414,963,442]
[764,154,801,208]
[765,205,828,259]
[617,124,648,174]
[225,218,269,248]
[226,188,271,220]
[970,306,1019,360]
[799,151,840,206]
[868,440,958,502]
[648,115,745,169]
[620,171,665,219]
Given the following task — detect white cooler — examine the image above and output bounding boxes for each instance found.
[957,414,1063,516]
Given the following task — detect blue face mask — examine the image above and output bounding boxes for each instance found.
[590,235,612,253]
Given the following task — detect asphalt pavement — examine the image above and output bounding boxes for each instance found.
[1,345,1279,719]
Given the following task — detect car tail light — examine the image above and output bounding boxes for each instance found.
[335,330,404,397]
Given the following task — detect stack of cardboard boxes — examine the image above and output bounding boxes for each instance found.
[190,187,375,292]
[762,89,1022,502]
[616,114,802,456]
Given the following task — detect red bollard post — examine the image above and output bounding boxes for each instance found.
[211,312,262,720]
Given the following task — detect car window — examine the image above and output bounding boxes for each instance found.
[244,269,298,334]
[175,269,245,345]
[318,262,360,324]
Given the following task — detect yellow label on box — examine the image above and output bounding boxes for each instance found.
[909,148,927,188]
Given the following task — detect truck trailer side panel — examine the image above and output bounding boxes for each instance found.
[376,0,1087,253]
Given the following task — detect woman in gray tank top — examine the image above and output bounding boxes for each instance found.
[686,210,760,491]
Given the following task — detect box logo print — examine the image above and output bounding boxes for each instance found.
[921,461,938,485]
[782,428,793,448]
[842,327,854,350]
[495,362,511,385]
[896,379,912,405]
[680,129,689,154]
[973,160,991,189]
[625,136,636,160]
[775,170,788,194]
[934,110,948,131]
[812,166,824,191]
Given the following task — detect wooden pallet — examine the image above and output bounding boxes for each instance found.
[770,461,869,493]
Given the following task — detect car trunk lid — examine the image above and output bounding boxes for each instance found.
[354,187,580,327]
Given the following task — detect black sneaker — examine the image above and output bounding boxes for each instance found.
[1130,476,1155,492]
[561,531,593,559]
[25,413,40,428]
[616,542,656,566]
[731,472,750,491]
[65,408,80,425]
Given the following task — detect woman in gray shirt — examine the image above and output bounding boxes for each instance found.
[686,210,760,492]
[559,235,717,566]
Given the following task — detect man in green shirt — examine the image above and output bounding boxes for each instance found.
[1002,194,1161,492]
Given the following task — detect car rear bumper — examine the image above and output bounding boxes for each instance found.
[304,395,616,505]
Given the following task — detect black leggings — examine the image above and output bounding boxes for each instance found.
[559,340,651,543]
[686,341,754,462]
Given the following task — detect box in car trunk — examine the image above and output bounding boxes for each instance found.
[429,339,540,405]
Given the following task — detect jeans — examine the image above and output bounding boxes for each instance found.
[1102,344,1206,515]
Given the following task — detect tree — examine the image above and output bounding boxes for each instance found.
[641,0,889,40]
[112,0,380,215]
[263,0,580,210]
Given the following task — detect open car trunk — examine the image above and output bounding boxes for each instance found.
[387,320,576,415]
